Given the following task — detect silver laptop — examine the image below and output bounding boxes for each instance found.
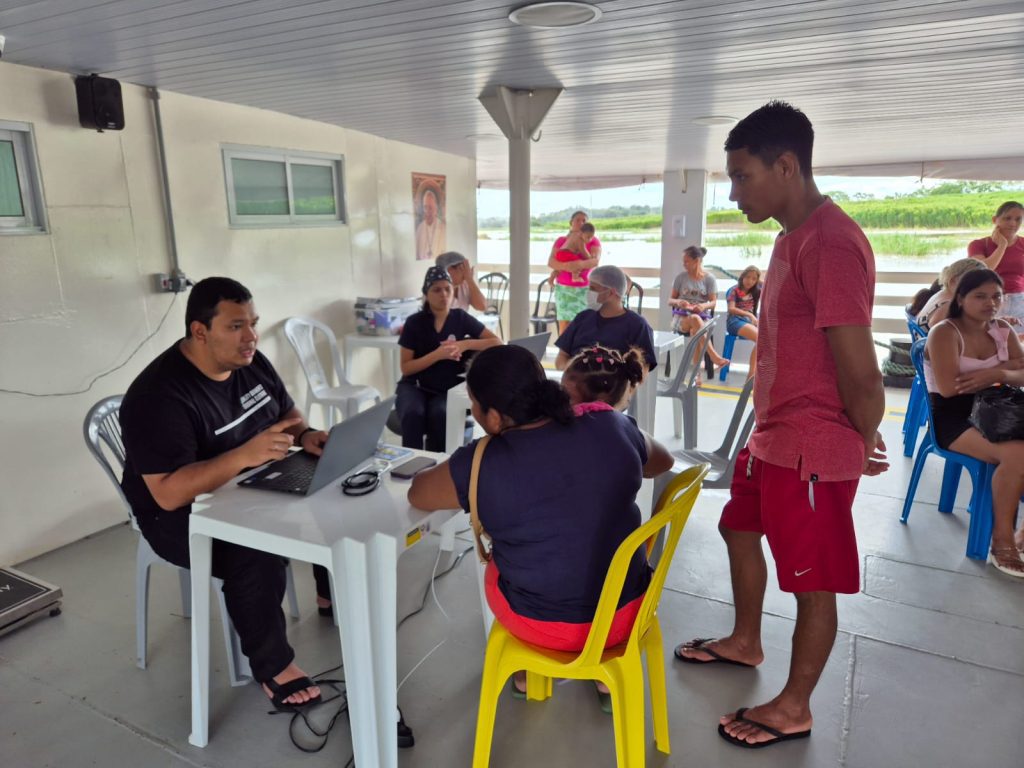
[239,397,395,496]
[509,332,549,361]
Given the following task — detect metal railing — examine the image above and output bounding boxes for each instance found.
[477,262,932,336]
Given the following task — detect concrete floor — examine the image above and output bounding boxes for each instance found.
[3,376,1023,768]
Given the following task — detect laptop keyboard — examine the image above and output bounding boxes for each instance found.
[240,451,318,494]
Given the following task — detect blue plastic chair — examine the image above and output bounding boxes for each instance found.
[901,339,994,560]
[901,311,930,457]
[719,332,738,381]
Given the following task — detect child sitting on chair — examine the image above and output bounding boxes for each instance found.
[725,265,762,379]
[562,344,647,415]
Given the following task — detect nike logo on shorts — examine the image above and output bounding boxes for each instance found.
[794,568,813,577]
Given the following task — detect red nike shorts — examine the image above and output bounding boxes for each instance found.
[719,447,861,594]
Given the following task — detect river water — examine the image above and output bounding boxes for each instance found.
[477,231,975,278]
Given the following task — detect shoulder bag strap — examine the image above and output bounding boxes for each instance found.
[468,435,493,564]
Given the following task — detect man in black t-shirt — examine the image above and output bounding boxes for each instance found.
[120,277,327,711]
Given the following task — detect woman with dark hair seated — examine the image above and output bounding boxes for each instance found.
[409,345,673,710]
[396,266,500,451]
[924,268,1024,576]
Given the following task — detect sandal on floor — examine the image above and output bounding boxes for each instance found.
[718,707,811,749]
[264,676,322,713]
[674,638,755,667]
[509,678,527,700]
[988,547,1024,579]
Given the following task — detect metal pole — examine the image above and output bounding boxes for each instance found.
[479,86,562,340]
[149,88,180,274]
[508,137,531,339]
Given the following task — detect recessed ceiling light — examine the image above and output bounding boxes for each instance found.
[509,2,603,28]
[692,115,738,126]
[465,132,503,141]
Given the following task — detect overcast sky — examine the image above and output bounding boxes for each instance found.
[476,176,931,220]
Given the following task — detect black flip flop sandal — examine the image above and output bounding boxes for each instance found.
[674,638,755,667]
[718,707,811,749]
[264,676,322,713]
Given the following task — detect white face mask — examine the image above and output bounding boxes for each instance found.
[586,289,602,310]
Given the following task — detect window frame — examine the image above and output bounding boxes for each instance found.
[0,120,48,234]
[221,144,346,228]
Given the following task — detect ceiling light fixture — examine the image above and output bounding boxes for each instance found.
[692,115,738,126]
[508,2,603,28]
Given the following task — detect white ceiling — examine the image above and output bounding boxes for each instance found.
[2,0,1023,187]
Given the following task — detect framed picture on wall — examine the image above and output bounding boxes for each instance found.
[412,172,446,261]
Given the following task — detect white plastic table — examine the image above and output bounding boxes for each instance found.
[344,333,404,387]
[187,454,458,768]
[632,331,692,432]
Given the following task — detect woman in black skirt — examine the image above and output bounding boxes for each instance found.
[924,269,1024,577]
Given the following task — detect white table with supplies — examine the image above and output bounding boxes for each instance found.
[187,452,458,768]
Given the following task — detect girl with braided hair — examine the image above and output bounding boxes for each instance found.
[562,344,647,413]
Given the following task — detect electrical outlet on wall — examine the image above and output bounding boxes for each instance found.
[154,270,192,293]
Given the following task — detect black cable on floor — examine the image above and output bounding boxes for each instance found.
[398,542,474,629]
[276,538,474,760]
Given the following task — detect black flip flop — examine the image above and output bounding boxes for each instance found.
[718,707,811,749]
[674,638,755,667]
[264,675,322,713]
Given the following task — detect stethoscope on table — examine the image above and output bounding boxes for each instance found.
[340,461,388,496]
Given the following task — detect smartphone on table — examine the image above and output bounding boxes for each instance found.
[390,456,437,479]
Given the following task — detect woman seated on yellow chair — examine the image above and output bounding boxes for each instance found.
[409,345,672,707]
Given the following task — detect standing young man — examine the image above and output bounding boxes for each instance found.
[674,102,888,747]
[120,277,328,711]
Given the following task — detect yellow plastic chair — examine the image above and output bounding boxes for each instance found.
[472,464,710,768]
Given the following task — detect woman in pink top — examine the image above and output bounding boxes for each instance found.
[968,201,1024,326]
[547,210,602,334]
[924,268,1024,577]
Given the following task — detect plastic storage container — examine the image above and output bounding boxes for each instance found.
[354,297,421,336]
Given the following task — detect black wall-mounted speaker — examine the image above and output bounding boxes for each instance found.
[75,74,125,131]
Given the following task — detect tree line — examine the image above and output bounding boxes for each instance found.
[479,182,1024,230]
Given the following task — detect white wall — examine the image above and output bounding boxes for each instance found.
[0,61,476,566]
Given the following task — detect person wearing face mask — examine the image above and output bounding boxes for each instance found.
[554,264,657,371]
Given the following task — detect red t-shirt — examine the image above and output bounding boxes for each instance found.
[747,199,875,482]
[967,237,1024,293]
[553,235,601,286]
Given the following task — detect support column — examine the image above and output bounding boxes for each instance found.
[659,170,708,330]
[508,137,531,338]
[480,86,562,339]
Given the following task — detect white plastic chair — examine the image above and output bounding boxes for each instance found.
[657,319,717,448]
[83,396,300,686]
[668,375,755,486]
[284,316,381,427]
[652,376,755,518]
